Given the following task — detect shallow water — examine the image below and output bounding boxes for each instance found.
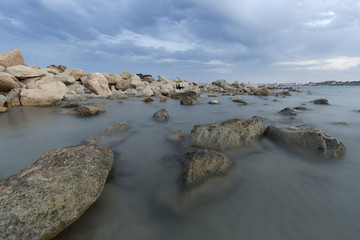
[1,86,360,240]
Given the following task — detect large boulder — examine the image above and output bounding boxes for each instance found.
[0,145,114,240]
[0,72,21,91]
[27,77,68,96]
[0,48,25,67]
[5,88,21,107]
[253,87,274,96]
[80,73,111,97]
[63,68,86,80]
[179,150,232,187]
[20,89,63,106]
[212,79,228,89]
[265,124,346,157]
[190,116,265,150]
[102,73,122,85]
[6,65,47,79]
[313,99,329,105]
[129,74,145,88]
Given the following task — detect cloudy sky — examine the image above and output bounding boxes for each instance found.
[1,0,360,83]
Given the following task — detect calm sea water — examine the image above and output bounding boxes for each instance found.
[1,86,360,240]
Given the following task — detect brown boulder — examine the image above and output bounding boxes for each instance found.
[0,48,25,67]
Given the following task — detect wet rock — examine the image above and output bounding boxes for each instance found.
[20,89,63,106]
[104,122,131,134]
[208,100,219,104]
[81,73,111,97]
[276,91,291,96]
[190,116,265,150]
[6,65,47,79]
[66,104,105,117]
[0,145,114,240]
[254,87,274,96]
[265,124,346,157]
[273,99,279,102]
[294,106,307,111]
[0,48,25,67]
[179,150,232,187]
[159,96,167,102]
[167,130,185,142]
[108,91,128,100]
[208,94,218,97]
[144,97,154,103]
[95,122,133,147]
[5,88,21,108]
[232,96,244,103]
[313,99,329,105]
[0,72,21,92]
[0,106,7,113]
[61,101,80,108]
[279,107,297,116]
[153,109,169,122]
[63,94,89,102]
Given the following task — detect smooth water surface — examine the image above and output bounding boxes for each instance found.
[1,86,360,240]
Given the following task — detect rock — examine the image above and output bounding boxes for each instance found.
[6,65,47,79]
[0,95,7,107]
[167,130,185,142]
[265,124,346,157]
[212,79,228,89]
[47,64,67,73]
[67,83,87,94]
[95,122,133,147]
[61,101,80,108]
[137,87,153,97]
[54,73,76,85]
[180,98,198,105]
[276,91,291,96]
[144,97,154,103]
[27,78,68,96]
[5,88,21,108]
[153,109,169,122]
[122,70,131,79]
[20,89,64,106]
[0,145,114,240]
[108,91,128,100]
[279,107,297,116]
[129,74,145,88]
[208,100,219,104]
[0,48,25,67]
[232,96,244,103]
[102,73,122,85]
[0,65,5,72]
[66,104,105,117]
[190,116,265,150]
[104,122,131,134]
[63,68,86,80]
[208,94,218,97]
[294,106,307,111]
[0,106,7,113]
[63,94,89,102]
[158,74,169,82]
[115,79,131,91]
[80,73,111,97]
[313,99,329,105]
[159,96,167,102]
[0,72,21,91]
[254,87,274,96]
[273,99,279,102]
[179,150,232,186]
[143,76,155,83]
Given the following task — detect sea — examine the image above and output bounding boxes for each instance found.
[1,86,360,240]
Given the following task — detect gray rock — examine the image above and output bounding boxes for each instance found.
[0,145,114,240]
[212,79,228,89]
[63,68,86,80]
[67,83,86,94]
[5,88,21,108]
[66,104,105,117]
[153,109,169,122]
[0,94,7,107]
[279,107,297,116]
[190,116,265,150]
[253,87,274,96]
[63,94,89,102]
[179,150,232,186]
[265,124,346,157]
[95,122,133,147]
[54,73,76,85]
[313,99,329,105]
[0,106,7,113]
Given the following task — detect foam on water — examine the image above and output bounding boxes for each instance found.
[1,86,360,240]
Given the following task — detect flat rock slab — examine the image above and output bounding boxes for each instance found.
[265,124,346,157]
[190,116,265,150]
[0,145,114,240]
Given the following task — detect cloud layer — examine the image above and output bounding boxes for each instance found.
[0,0,360,83]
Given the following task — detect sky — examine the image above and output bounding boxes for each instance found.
[0,0,360,83]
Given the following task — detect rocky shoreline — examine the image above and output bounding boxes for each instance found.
[0,48,347,239]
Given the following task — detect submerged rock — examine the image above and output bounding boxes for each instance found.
[167,130,186,142]
[232,96,244,103]
[153,109,169,122]
[265,124,346,157]
[179,150,232,187]
[313,99,329,105]
[67,104,105,117]
[279,107,297,116]
[254,87,274,96]
[190,116,265,150]
[0,145,114,240]
[95,122,133,147]
[144,97,154,103]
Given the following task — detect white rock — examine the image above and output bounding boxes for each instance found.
[6,65,47,79]
[81,73,111,97]
[20,89,64,106]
